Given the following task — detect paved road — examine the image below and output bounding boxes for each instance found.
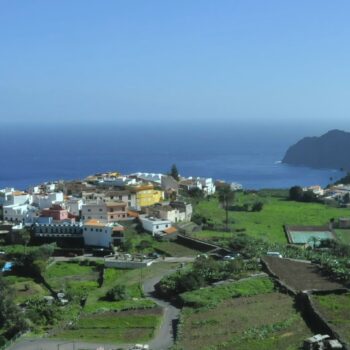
[142,271,181,350]
[8,339,130,350]
[8,266,180,350]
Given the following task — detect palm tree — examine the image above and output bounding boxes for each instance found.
[218,185,235,231]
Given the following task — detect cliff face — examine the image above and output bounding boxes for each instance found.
[282,129,350,170]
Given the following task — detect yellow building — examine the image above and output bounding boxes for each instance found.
[129,184,164,208]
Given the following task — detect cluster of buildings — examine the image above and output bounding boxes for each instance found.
[304,183,350,205]
[0,171,222,249]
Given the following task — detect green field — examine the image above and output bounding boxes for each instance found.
[44,261,100,291]
[176,291,311,350]
[180,276,275,308]
[3,275,47,304]
[312,293,350,345]
[53,308,163,343]
[335,229,350,245]
[48,262,180,344]
[194,192,350,243]
[84,267,155,313]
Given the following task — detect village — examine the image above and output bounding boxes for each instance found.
[0,168,349,350]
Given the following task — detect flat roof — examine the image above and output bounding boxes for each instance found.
[84,219,107,227]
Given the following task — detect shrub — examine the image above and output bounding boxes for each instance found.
[105,285,129,302]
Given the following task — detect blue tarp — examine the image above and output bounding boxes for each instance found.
[2,262,13,272]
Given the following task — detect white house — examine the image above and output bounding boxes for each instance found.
[302,185,324,196]
[145,201,192,223]
[3,204,39,223]
[194,177,216,195]
[131,172,164,184]
[139,216,172,236]
[32,192,64,209]
[82,190,137,209]
[180,177,216,196]
[83,219,114,247]
[97,176,137,187]
[64,197,83,216]
[0,189,31,206]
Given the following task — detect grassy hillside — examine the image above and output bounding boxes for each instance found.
[193,191,350,244]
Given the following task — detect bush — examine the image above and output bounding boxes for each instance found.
[251,202,264,212]
[26,297,62,327]
[105,285,129,302]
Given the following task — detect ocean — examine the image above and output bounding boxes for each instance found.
[0,122,343,190]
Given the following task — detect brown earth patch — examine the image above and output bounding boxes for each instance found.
[263,257,344,292]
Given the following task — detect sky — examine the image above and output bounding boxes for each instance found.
[1,1,350,130]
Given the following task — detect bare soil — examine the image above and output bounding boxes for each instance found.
[263,257,344,292]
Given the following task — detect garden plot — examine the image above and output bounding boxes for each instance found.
[312,293,350,346]
[263,257,344,292]
[177,292,311,350]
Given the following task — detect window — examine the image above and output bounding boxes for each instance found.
[88,209,91,212]
[156,225,159,229]
[119,196,122,200]
[128,195,131,200]
[99,208,103,212]
[111,215,114,219]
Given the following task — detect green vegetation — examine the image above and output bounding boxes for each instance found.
[193,191,350,244]
[180,276,274,308]
[105,285,130,302]
[153,241,199,257]
[3,276,46,304]
[44,261,100,292]
[53,308,163,343]
[313,293,350,344]
[335,229,350,245]
[176,292,311,350]
[156,256,259,298]
[0,276,27,338]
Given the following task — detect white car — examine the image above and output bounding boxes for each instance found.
[130,345,149,350]
[266,251,283,258]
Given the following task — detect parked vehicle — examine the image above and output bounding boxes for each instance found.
[266,251,283,258]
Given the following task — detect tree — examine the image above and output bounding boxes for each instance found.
[169,164,179,181]
[105,285,129,301]
[251,201,264,212]
[26,297,62,327]
[136,240,151,252]
[19,228,31,254]
[289,186,304,201]
[0,277,27,335]
[302,190,318,203]
[218,184,235,231]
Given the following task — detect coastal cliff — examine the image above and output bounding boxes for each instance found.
[282,129,350,170]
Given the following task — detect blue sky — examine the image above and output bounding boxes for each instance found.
[1,0,350,129]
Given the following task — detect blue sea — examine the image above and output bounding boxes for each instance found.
[0,122,344,190]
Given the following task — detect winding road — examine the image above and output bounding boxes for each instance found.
[7,263,182,350]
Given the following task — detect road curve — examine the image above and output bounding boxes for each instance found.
[142,271,181,350]
[7,266,181,350]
